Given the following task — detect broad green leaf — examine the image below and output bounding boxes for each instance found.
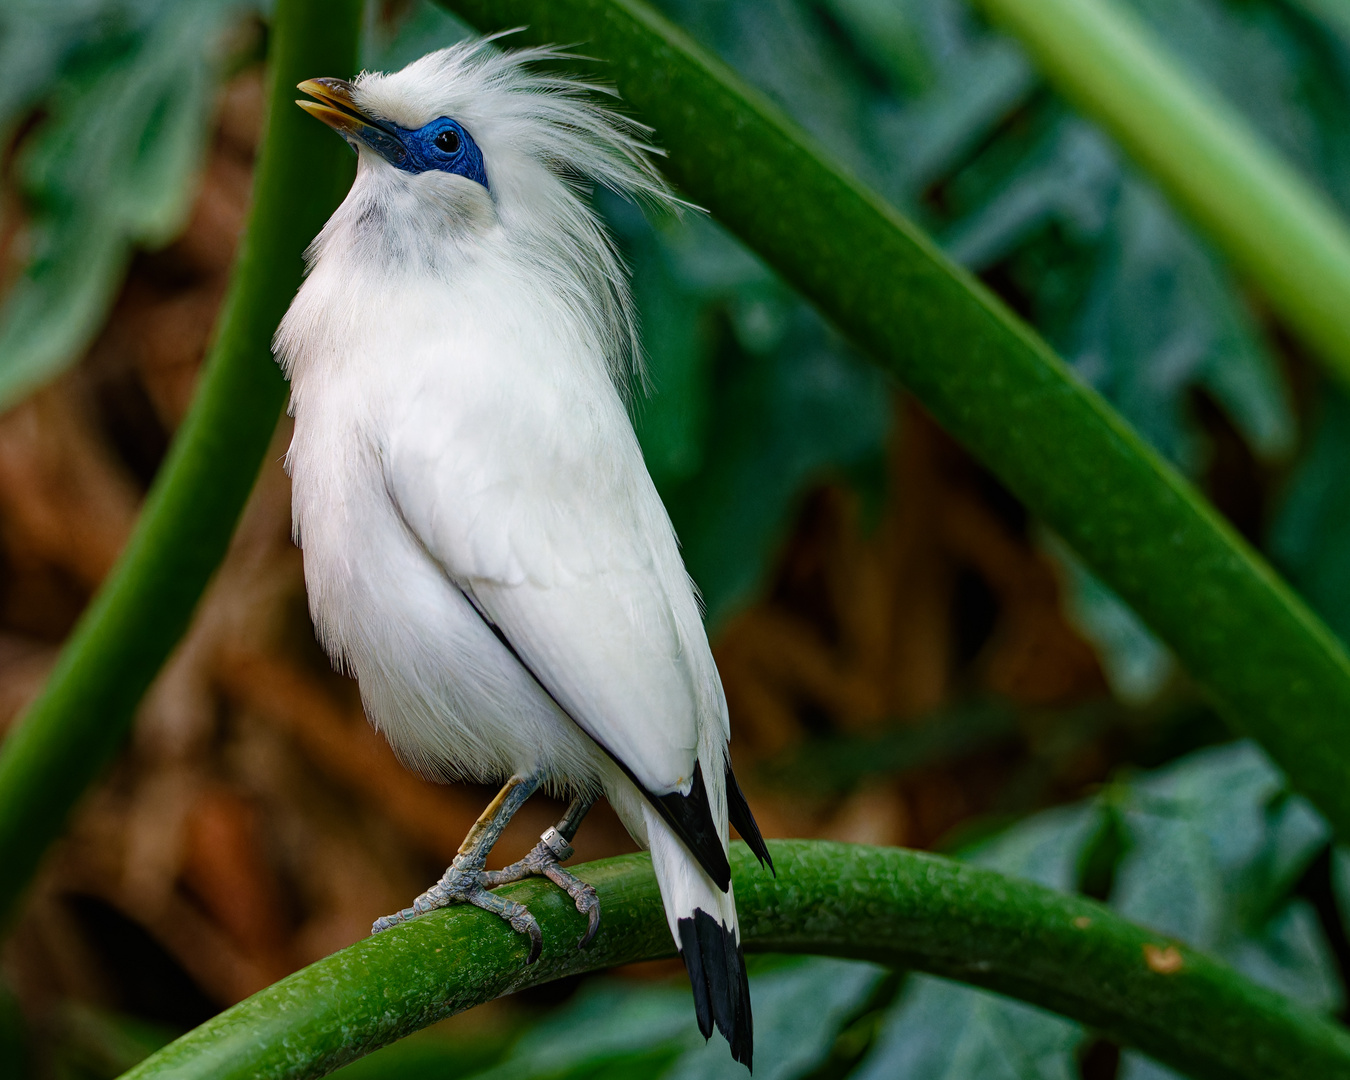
[1067,178,1294,466]
[854,802,1101,1080]
[971,0,1350,384]
[943,112,1294,470]
[455,957,884,1080]
[854,977,1082,1080]
[1286,0,1350,50]
[1121,0,1350,212]
[1050,539,1173,705]
[855,742,1341,1080]
[0,0,252,408]
[657,294,891,625]
[1271,384,1350,646]
[602,194,894,625]
[1111,743,1339,1012]
[470,981,693,1080]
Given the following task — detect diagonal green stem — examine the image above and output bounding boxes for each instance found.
[441,0,1350,841]
[116,842,1350,1080]
[0,0,360,927]
[967,0,1350,386]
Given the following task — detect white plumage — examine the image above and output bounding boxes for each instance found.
[275,37,765,1066]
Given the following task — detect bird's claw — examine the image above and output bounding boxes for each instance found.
[374,815,597,963]
[480,831,602,950]
[371,849,563,964]
[502,900,544,964]
[543,863,600,947]
[373,857,544,958]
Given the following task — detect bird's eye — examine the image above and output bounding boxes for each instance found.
[434,129,461,154]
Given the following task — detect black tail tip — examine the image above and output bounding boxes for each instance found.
[678,909,754,1071]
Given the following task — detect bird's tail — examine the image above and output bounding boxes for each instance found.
[644,803,753,1069]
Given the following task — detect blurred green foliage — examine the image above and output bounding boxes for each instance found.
[9,0,1350,1076]
[0,0,256,410]
[7,0,1350,639]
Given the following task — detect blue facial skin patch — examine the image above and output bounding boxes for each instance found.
[390,117,489,189]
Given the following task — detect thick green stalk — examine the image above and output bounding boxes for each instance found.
[442,0,1350,842]
[968,0,1350,383]
[0,0,360,925]
[118,843,1350,1080]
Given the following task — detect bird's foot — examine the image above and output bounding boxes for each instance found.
[482,826,600,948]
[371,852,545,963]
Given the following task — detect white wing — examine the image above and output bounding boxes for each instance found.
[382,324,718,797]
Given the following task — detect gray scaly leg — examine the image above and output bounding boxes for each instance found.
[482,796,600,947]
[372,772,546,960]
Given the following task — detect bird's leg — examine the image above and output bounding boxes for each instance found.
[481,795,600,948]
[372,772,547,960]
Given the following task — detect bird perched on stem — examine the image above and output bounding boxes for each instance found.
[278,37,771,1066]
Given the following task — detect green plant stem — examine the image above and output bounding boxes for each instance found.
[441,0,1350,842]
[117,842,1350,1080]
[0,0,360,927]
[968,0,1350,384]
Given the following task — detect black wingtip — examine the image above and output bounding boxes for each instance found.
[726,762,774,877]
[647,761,732,891]
[457,591,734,891]
[678,910,754,1071]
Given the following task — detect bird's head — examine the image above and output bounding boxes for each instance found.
[298,78,490,190]
[289,37,685,390]
[296,38,680,248]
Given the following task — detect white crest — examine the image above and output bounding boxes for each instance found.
[339,34,689,396]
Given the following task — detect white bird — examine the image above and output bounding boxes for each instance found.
[276,37,770,1066]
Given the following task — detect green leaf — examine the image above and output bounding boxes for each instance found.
[1051,540,1174,704]
[1271,384,1350,646]
[854,742,1341,1080]
[1111,744,1338,1011]
[659,299,891,626]
[1117,0,1350,213]
[1286,0,1350,50]
[963,800,1106,890]
[855,977,1083,1080]
[943,111,1294,470]
[468,957,885,1080]
[854,804,1103,1080]
[969,0,1350,385]
[1067,177,1294,466]
[471,981,693,1080]
[1109,744,1342,1079]
[361,0,472,73]
[0,0,252,408]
